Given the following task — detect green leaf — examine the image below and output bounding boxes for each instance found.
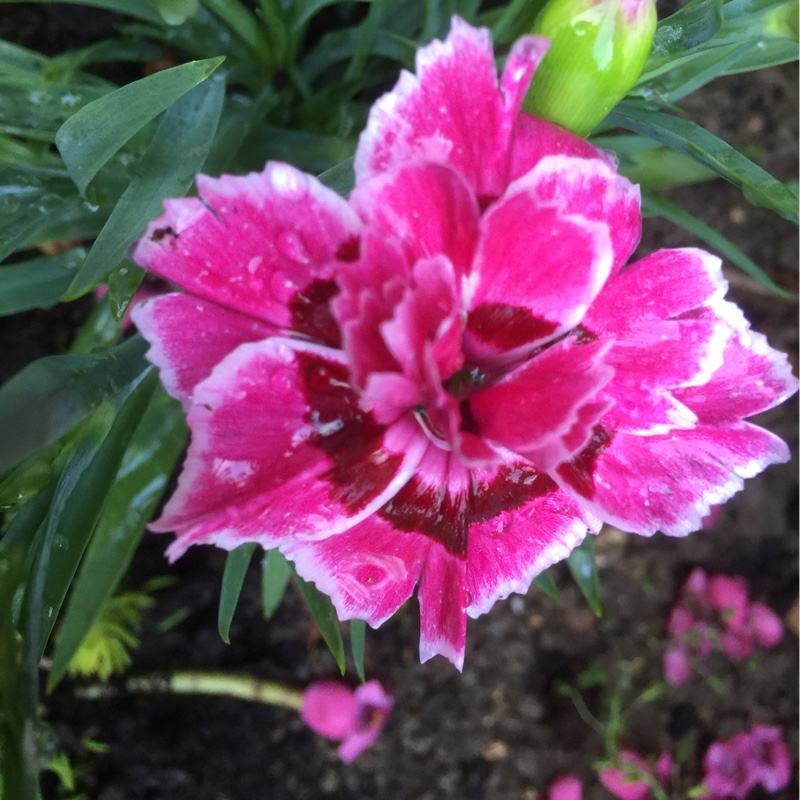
[294,574,346,674]
[607,102,799,223]
[201,0,273,71]
[68,295,123,354]
[24,370,158,660]
[642,193,794,298]
[533,570,559,600]
[64,71,225,299]
[0,0,165,23]
[218,543,258,644]
[0,248,86,316]
[567,536,603,617]
[55,57,224,194]
[153,0,200,25]
[0,336,149,475]
[350,619,366,682]
[652,0,723,55]
[261,548,291,618]
[317,156,355,198]
[47,389,186,690]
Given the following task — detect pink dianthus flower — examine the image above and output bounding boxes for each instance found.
[131,18,797,668]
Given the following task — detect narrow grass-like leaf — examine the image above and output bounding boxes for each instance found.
[350,619,366,682]
[0,39,48,76]
[0,0,165,23]
[201,0,273,70]
[47,389,187,690]
[318,156,355,198]
[652,0,723,55]
[218,543,258,644]
[67,295,122,355]
[55,57,223,194]
[607,102,799,223]
[533,570,559,600]
[294,574,346,674]
[64,72,224,298]
[0,336,148,475]
[261,548,292,618]
[567,536,603,617]
[0,248,86,315]
[27,371,157,659]
[642,193,794,298]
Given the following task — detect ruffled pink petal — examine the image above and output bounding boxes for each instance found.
[418,543,467,670]
[355,17,547,199]
[673,301,798,422]
[301,681,359,739]
[466,161,617,362]
[583,248,727,333]
[350,162,480,283]
[153,340,427,557]
[468,338,613,462]
[132,163,361,340]
[703,735,759,799]
[720,627,755,660]
[598,751,652,800]
[131,293,274,408]
[556,422,790,537]
[465,463,593,618]
[282,509,431,627]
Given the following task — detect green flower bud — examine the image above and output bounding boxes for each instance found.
[524,0,657,136]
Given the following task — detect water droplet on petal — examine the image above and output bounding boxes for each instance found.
[276,231,310,265]
[269,164,309,201]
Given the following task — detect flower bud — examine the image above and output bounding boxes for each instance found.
[524,0,657,136]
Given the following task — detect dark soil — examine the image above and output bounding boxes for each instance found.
[2,6,797,800]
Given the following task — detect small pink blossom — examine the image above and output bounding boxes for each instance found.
[300,679,392,762]
[599,749,671,800]
[702,724,791,798]
[131,18,797,668]
[664,568,784,683]
[547,773,583,800]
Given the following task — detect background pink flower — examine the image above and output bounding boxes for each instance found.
[599,749,671,800]
[301,680,392,762]
[131,17,797,669]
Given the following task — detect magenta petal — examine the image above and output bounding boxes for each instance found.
[707,574,749,627]
[663,648,693,686]
[466,162,618,361]
[355,17,539,198]
[418,543,468,670]
[132,163,360,334]
[466,467,591,618]
[338,681,393,762]
[469,337,613,459]
[301,681,359,740]
[557,422,790,537]
[747,602,784,647]
[547,774,583,800]
[282,510,431,627]
[131,293,273,408]
[749,724,792,792]
[154,340,427,557]
[350,162,480,282]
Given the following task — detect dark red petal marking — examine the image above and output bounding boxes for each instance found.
[380,477,469,558]
[556,425,613,499]
[470,464,559,523]
[289,279,342,347]
[466,303,557,351]
[336,236,361,263]
[296,351,402,514]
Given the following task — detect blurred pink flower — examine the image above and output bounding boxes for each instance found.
[599,749,671,800]
[300,679,392,762]
[702,724,791,798]
[664,568,784,684]
[547,773,583,800]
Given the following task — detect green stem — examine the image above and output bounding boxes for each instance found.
[78,670,305,711]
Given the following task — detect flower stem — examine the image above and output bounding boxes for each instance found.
[77,670,305,711]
